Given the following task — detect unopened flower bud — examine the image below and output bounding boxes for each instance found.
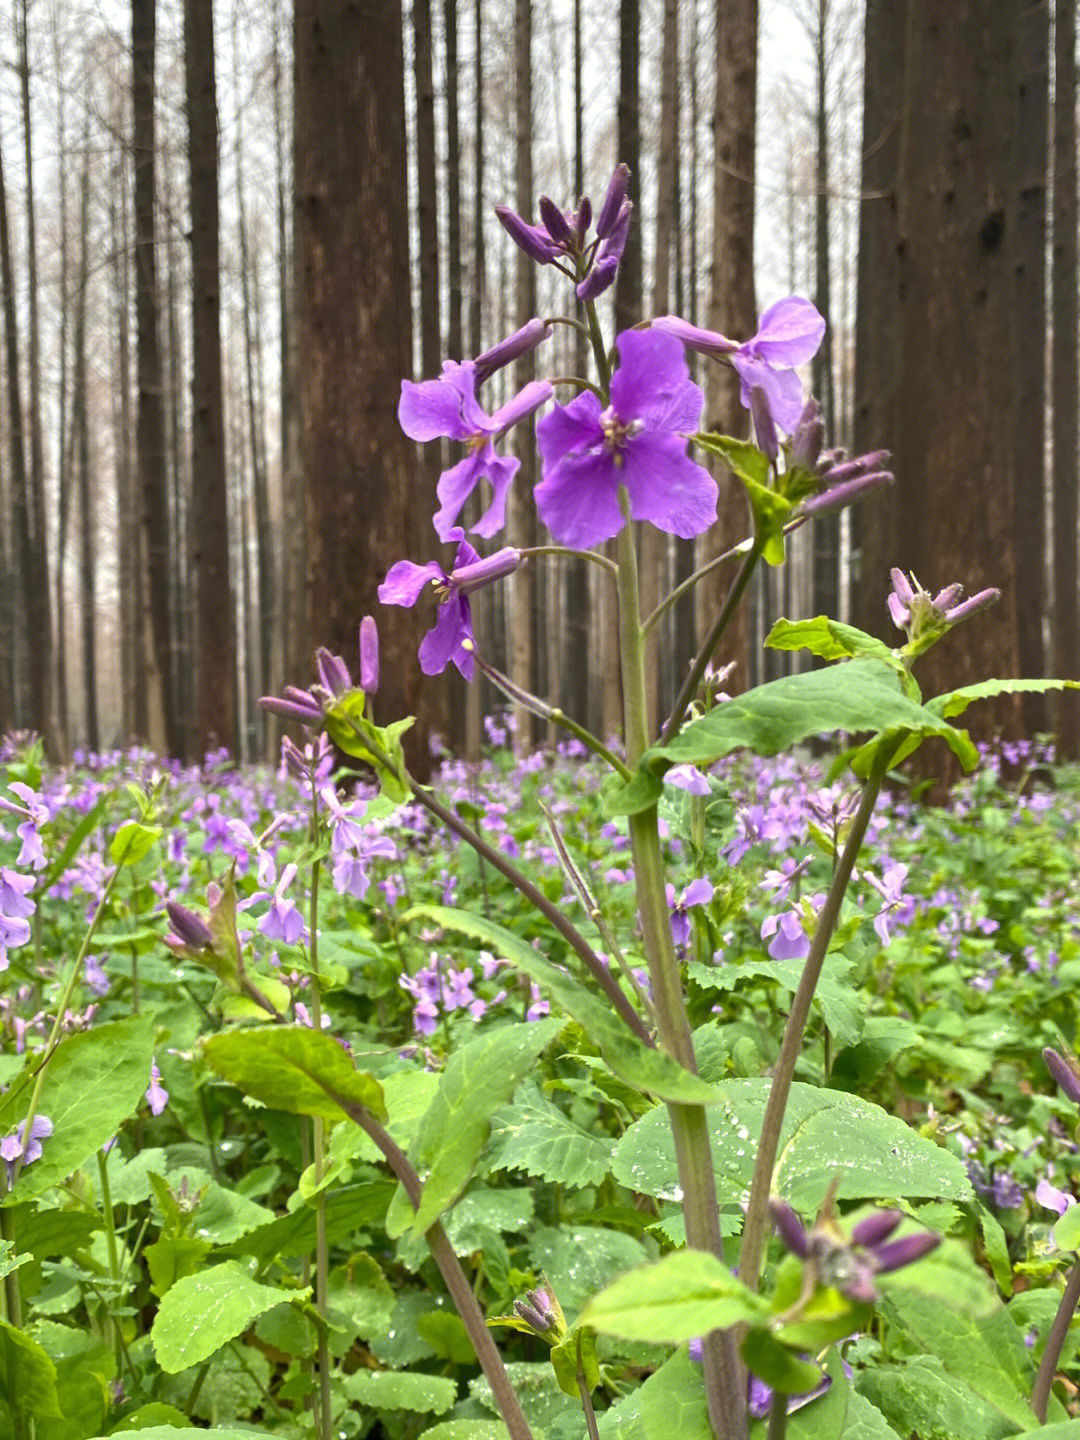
[260,686,324,725]
[942,588,1000,624]
[801,471,894,515]
[850,1210,903,1248]
[930,583,963,613]
[872,1231,941,1274]
[596,163,631,238]
[1046,1048,1080,1106]
[474,319,552,385]
[790,398,824,469]
[495,206,559,265]
[315,648,352,698]
[166,901,213,951]
[750,386,778,461]
[599,201,633,263]
[539,195,574,246]
[513,1299,552,1332]
[576,255,619,303]
[890,568,916,606]
[574,196,592,245]
[770,1197,811,1258]
[449,547,521,595]
[819,450,891,486]
[359,617,380,695]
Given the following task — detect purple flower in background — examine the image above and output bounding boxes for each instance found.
[535,329,717,550]
[665,764,712,796]
[654,297,825,432]
[398,358,552,540]
[1,1114,53,1185]
[689,1340,832,1421]
[379,530,520,680]
[259,863,306,945]
[0,782,48,870]
[865,863,916,946]
[145,1060,169,1116]
[1036,1176,1075,1217]
[761,909,810,961]
[666,877,713,947]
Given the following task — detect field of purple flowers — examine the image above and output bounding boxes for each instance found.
[3,722,1080,1438]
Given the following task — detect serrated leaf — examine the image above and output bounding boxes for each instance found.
[765,616,903,670]
[927,676,1080,721]
[1,1015,156,1205]
[613,1081,973,1211]
[529,1223,651,1316]
[386,1019,563,1239]
[689,956,863,1049]
[203,1025,387,1125]
[638,1347,712,1440]
[406,906,720,1104]
[343,1368,457,1413]
[856,1355,1019,1440]
[580,1249,770,1342]
[488,1091,617,1188]
[151,1261,298,1372]
[838,1390,900,1440]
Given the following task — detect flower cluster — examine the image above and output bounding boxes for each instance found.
[770,1197,940,1304]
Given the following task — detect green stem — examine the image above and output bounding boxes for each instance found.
[307,787,332,1440]
[577,1331,601,1440]
[739,744,896,1294]
[614,515,745,1440]
[0,1207,25,1439]
[659,538,764,748]
[1033,1258,1080,1422]
[96,1149,122,1365]
[185,1358,211,1417]
[341,1101,536,1440]
[766,1391,788,1440]
[583,300,611,392]
[520,544,618,578]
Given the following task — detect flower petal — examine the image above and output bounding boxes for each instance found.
[651,315,739,358]
[490,379,553,435]
[621,433,718,539]
[535,450,625,550]
[610,329,702,433]
[419,595,474,679]
[536,390,604,467]
[731,355,807,433]
[399,361,490,443]
[378,559,445,607]
[749,297,826,367]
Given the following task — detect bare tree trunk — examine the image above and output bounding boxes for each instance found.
[164,155,191,757]
[73,122,97,752]
[133,0,174,754]
[614,0,642,332]
[54,14,71,754]
[17,0,54,750]
[445,0,462,360]
[810,0,839,626]
[1053,0,1079,755]
[296,0,434,771]
[699,0,757,691]
[113,80,139,740]
[1013,0,1049,732]
[564,0,589,730]
[185,0,235,757]
[509,0,537,749]
[465,0,485,761]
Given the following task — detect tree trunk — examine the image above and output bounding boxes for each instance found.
[185,0,235,757]
[445,0,462,361]
[564,0,590,730]
[74,124,97,752]
[1053,0,1079,755]
[54,20,71,754]
[810,0,839,626]
[114,84,139,740]
[133,0,174,755]
[699,0,757,691]
[296,0,433,771]
[1013,0,1050,732]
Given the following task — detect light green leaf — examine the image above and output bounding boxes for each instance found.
[876,1238,1001,1320]
[856,1356,1020,1440]
[613,1081,973,1211]
[766,616,905,671]
[488,1090,617,1188]
[742,1329,825,1395]
[326,1068,440,1168]
[2,1015,156,1205]
[32,1322,114,1440]
[0,1239,30,1281]
[106,1402,196,1430]
[151,1261,299,1372]
[110,819,162,865]
[692,433,791,565]
[417,1424,509,1440]
[927,676,1080,721]
[838,1390,901,1440]
[343,1369,457,1413]
[203,1025,387,1125]
[638,1348,713,1440]
[580,1249,770,1342]
[407,905,720,1104]
[470,1360,580,1434]
[0,1317,62,1424]
[550,1324,601,1398]
[689,956,863,1050]
[93,1430,256,1439]
[1053,1202,1080,1253]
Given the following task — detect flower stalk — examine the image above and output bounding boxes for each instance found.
[1032,1258,1080,1422]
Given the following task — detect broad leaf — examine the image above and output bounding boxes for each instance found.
[109,819,162,866]
[638,1348,712,1440]
[203,1025,387,1125]
[765,616,903,670]
[613,1080,973,1211]
[488,1090,617,1188]
[0,1317,62,1424]
[857,1356,1020,1440]
[580,1249,770,1342]
[386,1019,564,1239]
[927,676,1080,721]
[343,1369,457,1413]
[528,1223,651,1315]
[408,905,721,1104]
[151,1261,299,1372]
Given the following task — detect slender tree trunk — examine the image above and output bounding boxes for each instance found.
[614,0,642,332]
[1053,0,1079,755]
[73,124,97,752]
[114,83,140,740]
[17,0,54,750]
[446,0,462,360]
[465,0,485,761]
[165,157,191,757]
[564,0,589,730]
[185,0,235,757]
[133,0,175,754]
[509,0,537,749]
[54,18,71,754]
[1013,0,1049,732]
[296,0,433,769]
[810,0,839,626]
[699,0,757,690]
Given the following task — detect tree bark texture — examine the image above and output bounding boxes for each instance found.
[810,0,839,628]
[295,0,433,770]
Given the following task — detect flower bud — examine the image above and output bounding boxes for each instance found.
[890,568,916,606]
[573,195,592,245]
[750,386,778,461]
[513,1299,551,1332]
[800,471,894,515]
[539,195,574,246]
[599,201,633,263]
[850,1209,903,1248]
[495,206,559,265]
[1046,1048,1080,1106]
[166,901,213,951]
[315,648,351,698]
[770,1197,811,1258]
[596,163,631,238]
[942,588,1000,624]
[260,687,324,726]
[790,398,824,469]
[474,319,553,386]
[575,255,620,303]
[449,547,521,595]
[872,1231,941,1274]
[359,617,380,695]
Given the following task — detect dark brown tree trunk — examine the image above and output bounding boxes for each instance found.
[133,0,175,754]
[54,32,72,754]
[893,4,1022,747]
[296,0,432,770]
[414,0,441,385]
[699,0,757,690]
[113,86,139,740]
[810,0,839,626]
[445,0,463,362]
[74,125,97,752]
[564,0,589,730]
[185,0,235,757]
[1053,0,1079,755]
[851,0,905,641]
[614,0,642,332]
[1013,0,1050,732]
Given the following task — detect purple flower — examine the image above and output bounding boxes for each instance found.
[666,877,713,947]
[145,1060,169,1116]
[1035,1176,1074,1217]
[535,329,717,550]
[865,863,916,946]
[665,764,712,796]
[398,359,552,541]
[358,617,380,694]
[379,531,520,680]
[654,297,825,432]
[1,1114,53,1185]
[761,910,810,961]
[1046,1048,1080,1106]
[259,863,307,946]
[887,568,1001,644]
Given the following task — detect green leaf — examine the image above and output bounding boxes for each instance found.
[838,1390,901,1440]
[638,1348,713,1440]
[407,905,721,1104]
[1054,1202,1080,1252]
[151,1261,300,1372]
[648,660,977,776]
[417,1424,509,1440]
[0,1317,62,1424]
[613,1080,973,1212]
[856,1356,1020,1440]
[551,1324,601,1399]
[765,616,904,671]
[416,1311,477,1365]
[689,955,863,1050]
[579,1249,770,1342]
[386,1019,563,1239]
[876,1238,1001,1320]
[203,1025,387,1125]
[94,1429,256,1439]
[470,1360,580,1433]
[324,692,413,806]
[32,1322,114,1440]
[109,819,162,866]
[927,676,1080,720]
[107,1402,196,1430]
[692,434,790,564]
[343,1369,457,1414]
[528,1223,651,1316]
[1,1015,156,1205]
[742,1329,824,1395]
[488,1090,617,1188]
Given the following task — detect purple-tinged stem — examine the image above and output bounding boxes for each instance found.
[1033,1258,1080,1422]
